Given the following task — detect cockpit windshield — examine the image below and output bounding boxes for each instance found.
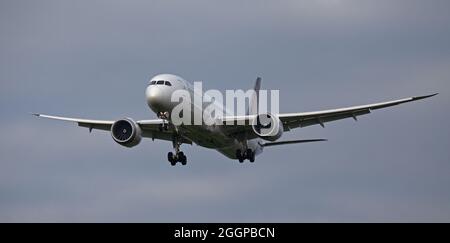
[149,80,173,86]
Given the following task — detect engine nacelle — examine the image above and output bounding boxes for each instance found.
[251,113,283,141]
[111,118,142,147]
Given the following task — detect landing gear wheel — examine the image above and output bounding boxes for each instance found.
[236,149,256,163]
[249,151,255,163]
[168,152,176,166]
[245,149,253,162]
[236,150,244,163]
[178,152,187,165]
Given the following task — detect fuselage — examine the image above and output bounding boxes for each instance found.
[145,74,263,159]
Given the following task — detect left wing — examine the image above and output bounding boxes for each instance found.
[32,114,192,144]
[279,93,437,130]
[260,139,327,147]
[220,93,437,136]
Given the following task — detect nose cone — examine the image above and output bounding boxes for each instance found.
[146,85,171,112]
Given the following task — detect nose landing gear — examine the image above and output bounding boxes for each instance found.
[159,123,169,131]
[158,111,170,131]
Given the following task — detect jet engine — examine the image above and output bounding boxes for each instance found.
[251,113,283,141]
[111,118,142,147]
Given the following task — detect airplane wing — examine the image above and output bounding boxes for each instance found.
[32,114,115,131]
[32,113,192,144]
[278,93,437,130]
[260,139,327,147]
[220,93,437,136]
[34,93,436,142]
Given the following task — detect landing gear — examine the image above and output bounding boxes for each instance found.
[179,152,187,165]
[167,137,187,166]
[168,151,187,166]
[158,111,169,131]
[168,152,176,166]
[236,150,244,163]
[247,149,255,163]
[236,149,255,163]
[159,123,169,131]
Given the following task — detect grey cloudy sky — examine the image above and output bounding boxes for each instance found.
[1,0,449,222]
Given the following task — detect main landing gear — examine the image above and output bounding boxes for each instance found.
[168,138,187,166]
[168,151,187,166]
[236,149,255,163]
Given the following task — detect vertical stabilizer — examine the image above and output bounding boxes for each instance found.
[248,77,261,115]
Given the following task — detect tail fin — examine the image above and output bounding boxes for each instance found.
[247,77,261,115]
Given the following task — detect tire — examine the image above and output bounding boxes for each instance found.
[177,152,187,165]
[168,152,174,163]
[236,149,243,162]
[249,151,255,163]
[181,152,187,165]
[246,149,252,159]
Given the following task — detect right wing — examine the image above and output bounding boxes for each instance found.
[32,114,192,144]
[32,113,114,131]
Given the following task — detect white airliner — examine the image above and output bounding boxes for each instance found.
[34,74,437,166]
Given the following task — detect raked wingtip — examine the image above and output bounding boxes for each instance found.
[412,93,439,101]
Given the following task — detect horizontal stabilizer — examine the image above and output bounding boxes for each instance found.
[261,139,327,147]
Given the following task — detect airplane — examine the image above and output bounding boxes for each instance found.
[33,73,437,166]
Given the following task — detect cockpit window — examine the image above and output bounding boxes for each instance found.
[156,80,164,85]
[150,81,156,85]
[165,81,172,86]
